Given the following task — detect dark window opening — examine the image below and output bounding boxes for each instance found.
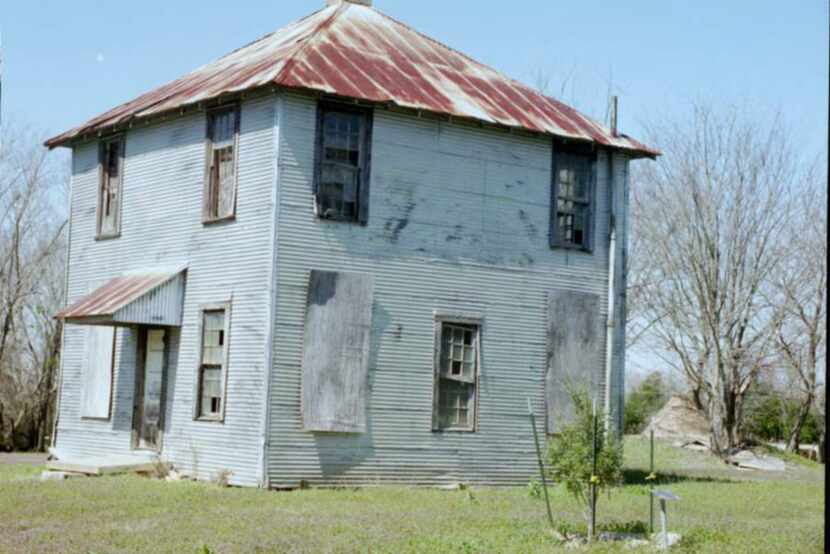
[551,149,594,251]
[314,105,372,223]
[98,138,123,237]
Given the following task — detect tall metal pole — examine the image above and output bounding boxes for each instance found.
[590,398,598,541]
[527,399,554,529]
[649,428,655,535]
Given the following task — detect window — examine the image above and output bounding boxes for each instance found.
[81,325,115,419]
[97,137,124,237]
[196,305,230,420]
[433,318,480,431]
[314,104,373,224]
[551,148,595,251]
[204,106,240,222]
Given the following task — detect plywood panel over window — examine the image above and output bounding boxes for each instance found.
[82,325,115,419]
[301,270,374,433]
[545,290,602,433]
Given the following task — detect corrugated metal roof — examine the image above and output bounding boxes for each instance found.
[57,268,186,326]
[45,3,657,157]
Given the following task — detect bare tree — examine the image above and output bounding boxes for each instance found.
[0,122,68,451]
[769,174,826,453]
[631,103,805,455]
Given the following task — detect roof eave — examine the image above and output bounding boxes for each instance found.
[46,84,659,158]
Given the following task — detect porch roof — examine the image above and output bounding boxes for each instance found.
[57,267,186,327]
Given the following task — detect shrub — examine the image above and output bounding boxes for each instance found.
[624,372,667,434]
[547,389,623,539]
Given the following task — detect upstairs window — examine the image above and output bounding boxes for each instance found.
[204,106,240,222]
[196,304,231,421]
[550,147,595,251]
[433,318,480,432]
[98,137,124,238]
[314,104,373,224]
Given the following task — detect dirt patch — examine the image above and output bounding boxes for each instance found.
[642,395,710,447]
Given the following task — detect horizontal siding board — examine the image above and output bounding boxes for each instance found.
[56,96,277,486]
[266,94,625,486]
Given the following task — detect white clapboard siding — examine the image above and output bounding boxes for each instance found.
[265,93,630,487]
[56,95,277,487]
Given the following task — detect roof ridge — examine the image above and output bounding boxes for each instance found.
[272,3,348,86]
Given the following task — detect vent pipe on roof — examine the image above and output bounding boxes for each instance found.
[610,96,619,137]
[327,0,372,6]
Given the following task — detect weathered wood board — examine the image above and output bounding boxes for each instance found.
[301,270,374,433]
[81,325,115,419]
[545,290,602,433]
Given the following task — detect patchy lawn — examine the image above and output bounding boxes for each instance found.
[0,439,822,553]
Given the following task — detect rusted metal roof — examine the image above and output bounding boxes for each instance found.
[57,268,186,326]
[45,3,657,157]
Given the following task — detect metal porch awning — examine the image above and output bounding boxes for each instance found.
[57,267,186,327]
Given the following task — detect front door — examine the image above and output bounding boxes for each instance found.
[133,328,167,451]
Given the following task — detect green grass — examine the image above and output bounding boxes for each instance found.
[0,463,43,483]
[0,438,823,553]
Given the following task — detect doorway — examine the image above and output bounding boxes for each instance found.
[132,328,167,451]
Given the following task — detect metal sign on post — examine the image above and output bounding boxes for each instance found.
[652,489,680,550]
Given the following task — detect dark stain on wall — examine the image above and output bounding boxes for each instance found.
[518,209,538,239]
[445,224,464,242]
[308,271,338,306]
[384,201,416,243]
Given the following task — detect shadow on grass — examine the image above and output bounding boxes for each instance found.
[623,469,738,485]
[599,520,648,534]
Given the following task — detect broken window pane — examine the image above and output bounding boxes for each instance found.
[436,321,478,430]
[206,107,238,220]
[200,367,222,418]
[199,308,227,419]
[99,138,122,236]
[438,379,474,429]
[554,152,592,249]
[316,107,370,222]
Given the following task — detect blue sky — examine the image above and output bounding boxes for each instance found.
[4,0,828,155]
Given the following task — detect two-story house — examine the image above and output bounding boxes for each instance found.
[46,0,657,487]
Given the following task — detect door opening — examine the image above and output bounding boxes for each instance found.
[133,328,167,451]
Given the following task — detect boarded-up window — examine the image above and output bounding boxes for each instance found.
[82,325,115,419]
[550,146,595,251]
[204,106,240,221]
[301,270,374,433]
[545,290,602,434]
[97,137,124,237]
[314,104,373,224]
[433,320,479,431]
[197,305,231,420]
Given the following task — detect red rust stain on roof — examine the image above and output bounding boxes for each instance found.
[56,273,175,320]
[46,3,658,157]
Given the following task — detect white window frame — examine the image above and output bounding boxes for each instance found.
[193,301,232,422]
[432,311,483,432]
